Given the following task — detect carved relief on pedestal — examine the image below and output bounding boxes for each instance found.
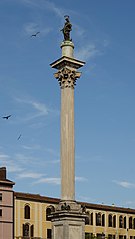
[47,201,88,215]
[54,67,81,89]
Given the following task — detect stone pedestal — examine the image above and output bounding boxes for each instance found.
[52,214,85,239]
[50,201,86,239]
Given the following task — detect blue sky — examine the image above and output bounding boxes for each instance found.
[0,0,135,208]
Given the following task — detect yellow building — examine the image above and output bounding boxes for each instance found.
[14,191,135,239]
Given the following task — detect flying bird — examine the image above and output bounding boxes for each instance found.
[2,115,11,120]
[31,31,40,37]
[17,134,22,140]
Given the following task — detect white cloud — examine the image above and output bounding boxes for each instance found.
[113,180,135,189]
[33,177,60,185]
[17,171,44,179]
[44,0,64,18]
[77,195,95,203]
[15,98,49,121]
[24,22,39,35]
[22,144,41,150]
[0,153,24,173]
[31,101,48,115]
[0,154,10,162]
[75,44,100,61]
[15,97,59,122]
[21,0,65,19]
[7,164,24,173]
[33,175,87,185]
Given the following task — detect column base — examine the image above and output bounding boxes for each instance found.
[49,201,87,239]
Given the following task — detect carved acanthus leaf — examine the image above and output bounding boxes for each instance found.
[54,67,81,89]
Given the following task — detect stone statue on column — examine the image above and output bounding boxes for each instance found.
[61,15,72,41]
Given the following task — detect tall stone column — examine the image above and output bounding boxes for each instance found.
[50,17,87,239]
[51,40,84,202]
[60,41,75,201]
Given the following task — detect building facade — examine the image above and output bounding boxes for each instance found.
[0,167,15,239]
[14,191,135,239]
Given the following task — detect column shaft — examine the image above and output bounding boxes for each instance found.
[61,87,75,201]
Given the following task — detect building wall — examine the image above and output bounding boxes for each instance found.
[0,186,14,239]
[85,208,135,239]
[14,193,135,239]
[15,198,52,238]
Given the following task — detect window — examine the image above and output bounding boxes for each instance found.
[124,216,126,229]
[108,214,113,227]
[30,225,34,237]
[119,236,123,239]
[85,212,93,225]
[0,209,2,217]
[90,212,93,225]
[97,233,105,239]
[85,233,92,239]
[108,235,115,239]
[108,235,113,239]
[23,224,34,237]
[96,213,105,226]
[0,193,2,200]
[133,218,135,229]
[119,215,123,228]
[96,213,101,226]
[24,205,30,219]
[113,215,116,228]
[23,223,29,237]
[46,207,52,221]
[85,214,90,225]
[47,229,52,239]
[129,217,132,229]
[102,214,105,226]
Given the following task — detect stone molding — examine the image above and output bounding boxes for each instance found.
[48,201,88,216]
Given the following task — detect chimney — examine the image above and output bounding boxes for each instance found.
[0,167,6,180]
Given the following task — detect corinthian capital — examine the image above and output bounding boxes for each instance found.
[54,67,81,89]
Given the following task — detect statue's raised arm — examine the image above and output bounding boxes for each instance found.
[61,15,72,41]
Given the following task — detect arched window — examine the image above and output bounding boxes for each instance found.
[108,214,113,227]
[90,213,93,225]
[85,212,93,225]
[85,211,90,225]
[46,207,51,221]
[96,213,101,226]
[85,215,90,225]
[113,215,116,228]
[23,223,34,237]
[24,205,30,219]
[23,223,29,237]
[119,215,123,228]
[124,216,126,229]
[102,214,105,226]
[133,218,135,229]
[31,224,34,237]
[129,216,132,229]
